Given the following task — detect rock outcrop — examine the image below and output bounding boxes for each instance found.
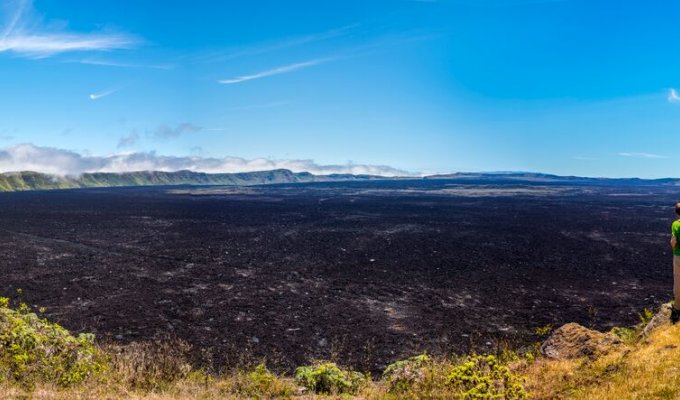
[541,322,622,360]
[640,303,673,338]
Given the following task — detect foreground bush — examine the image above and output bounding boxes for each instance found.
[294,362,366,394]
[382,353,433,393]
[228,363,296,398]
[106,339,193,391]
[0,297,105,388]
[447,354,527,399]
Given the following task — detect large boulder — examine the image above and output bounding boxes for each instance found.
[541,323,622,360]
[640,303,673,338]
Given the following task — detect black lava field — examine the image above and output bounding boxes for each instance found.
[0,179,676,372]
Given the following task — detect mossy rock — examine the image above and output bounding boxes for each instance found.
[541,323,622,360]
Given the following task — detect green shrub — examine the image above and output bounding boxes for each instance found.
[609,306,659,346]
[533,324,553,337]
[639,308,654,326]
[224,363,294,398]
[447,354,527,399]
[246,364,277,392]
[294,362,366,394]
[611,326,636,344]
[382,353,433,393]
[0,296,105,388]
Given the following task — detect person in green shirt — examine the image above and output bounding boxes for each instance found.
[671,203,680,323]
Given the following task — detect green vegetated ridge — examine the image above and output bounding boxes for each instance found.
[0,170,384,192]
[1,169,680,193]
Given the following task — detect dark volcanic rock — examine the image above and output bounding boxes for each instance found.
[0,180,674,373]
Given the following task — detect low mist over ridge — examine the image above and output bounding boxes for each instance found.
[0,169,394,192]
[0,144,408,177]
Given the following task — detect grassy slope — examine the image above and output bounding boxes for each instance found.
[0,288,677,400]
[2,311,680,399]
[0,172,79,191]
[523,322,680,399]
[5,324,680,399]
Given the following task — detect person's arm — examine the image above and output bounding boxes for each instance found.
[672,234,677,249]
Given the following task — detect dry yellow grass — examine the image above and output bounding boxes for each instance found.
[5,318,680,399]
[523,322,680,399]
[0,379,374,400]
[0,359,498,399]
[0,378,294,400]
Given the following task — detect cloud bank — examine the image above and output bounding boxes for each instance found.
[0,0,137,58]
[0,144,410,177]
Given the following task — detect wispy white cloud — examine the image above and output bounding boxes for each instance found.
[0,144,411,177]
[89,88,120,101]
[0,0,137,58]
[0,34,136,58]
[197,23,358,63]
[431,0,568,5]
[668,88,680,103]
[216,33,436,86]
[618,152,667,159]
[117,130,139,149]
[228,100,291,111]
[218,58,332,84]
[75,58,172,70]
[153,123,202,140]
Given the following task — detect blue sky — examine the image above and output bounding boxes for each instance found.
[1,0,680,177]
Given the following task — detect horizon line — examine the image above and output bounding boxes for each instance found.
[0,168,679,181]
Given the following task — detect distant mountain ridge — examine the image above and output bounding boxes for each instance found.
[0,169,386,192]
[0,169,677,192]
[424,172,680,186]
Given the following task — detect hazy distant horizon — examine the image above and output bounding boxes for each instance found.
[3,159,680,182]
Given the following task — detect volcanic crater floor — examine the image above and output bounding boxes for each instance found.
[0,179,674,372]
